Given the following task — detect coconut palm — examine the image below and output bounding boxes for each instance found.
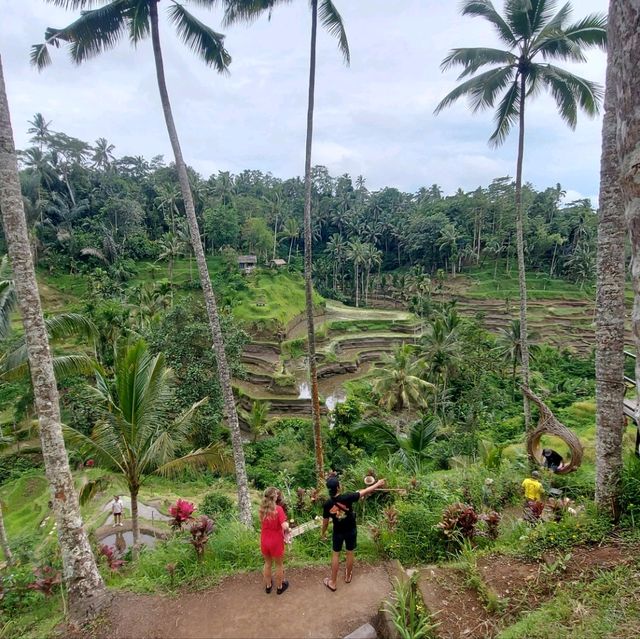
[156,232,183,299]
[597,0,640,513]
[27,112,52,151]
[353,415,437,473]
[223,0,349,482]
[346,239,366,308]
[65,339,226,552]
[281,217,300,264]
[91,137,115,170]
[240,399,273,442]
[495,319,539,393]
[0,56,106,619]
[33,0,253,525]
[325,233,346,291]
[435,0,606,428]
[370,344,435,413]
[419,316,462,395]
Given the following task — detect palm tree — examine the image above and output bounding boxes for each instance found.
[281,217,300,264]
[0,502,11,566]
[437,223,461,275]
[241,399,273,443]
[362,242,382,305]
[33,0,253,525]
[0,55,106,620]
[353,416,437,473]
[347,239,366,308]
[370,345,434,413]
[91,137,115,170]
[595,0,634,516]
[27,112,52,151]
[65,340,225,552]
[223,0,350,482]
[419,316,461,396]
[495,319,539,393]
[156,232,183,300]
[435,0,606,428]
[325,233,346,291]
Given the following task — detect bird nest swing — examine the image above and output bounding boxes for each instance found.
[523,386,583,474]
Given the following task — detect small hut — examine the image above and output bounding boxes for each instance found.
[237,255,257,274]
[270,258,287,269]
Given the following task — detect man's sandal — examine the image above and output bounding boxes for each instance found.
[323,577,337,592]
[344,570,353,584]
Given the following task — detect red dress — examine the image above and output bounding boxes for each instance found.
[260,505,287,558]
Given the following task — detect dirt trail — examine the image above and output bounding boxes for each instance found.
[99,563,392,639]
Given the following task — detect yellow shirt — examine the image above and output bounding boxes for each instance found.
[522,478,543,501]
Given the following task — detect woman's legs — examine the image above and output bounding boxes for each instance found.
[274,556,284,589]
[263,556,273,588]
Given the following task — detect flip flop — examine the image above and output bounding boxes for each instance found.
[323,578,336,592]
[344,570,353,584]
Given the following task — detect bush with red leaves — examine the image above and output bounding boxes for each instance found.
[437,502,478,540]
[99,544,126,571]
[190,515,215,560]
[169,499,196,530]
[27,566,61,596]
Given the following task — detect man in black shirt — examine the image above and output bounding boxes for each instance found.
[321,474,385,591]
[542,448,564,472]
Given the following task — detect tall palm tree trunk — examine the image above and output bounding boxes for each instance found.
[0,503,13,565]
[514,72,531,429]
[148,3,252,526]
[0,55,106,620]
[130,485,140,554]
[302,0,324,482]
[354,263,359,307]
[596,0,635,515]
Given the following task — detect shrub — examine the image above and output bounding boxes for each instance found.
[380,502,446,564]
[199,492,234,520]
[437,503,478,540]
[99,545,126,571]
[190,516,215,560]
[168,499,196,530]
[621,454,640,527]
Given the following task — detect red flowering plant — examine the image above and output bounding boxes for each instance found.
[27,566,62,596]
[99,544,126,571]
[437,503,479,541]
[169,499,196,530]
[189,515,215,560]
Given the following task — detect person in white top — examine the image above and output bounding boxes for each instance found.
[111,495,124,527]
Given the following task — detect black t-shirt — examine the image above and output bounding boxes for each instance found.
[543,450,563,466]
[323,492,360,534]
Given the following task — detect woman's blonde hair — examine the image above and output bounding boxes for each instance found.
[259,486,279,521]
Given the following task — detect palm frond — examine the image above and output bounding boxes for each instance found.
[562,14,607,48]
[78,475,113,506]
[441,47,516,77]
[460,0,517,46]
[44,312,98,342]
[127,0,151,44]
[64,422,125,474]
[527,0,558,38]
[80,246,109,262]
[155,443,233,477]
[536,64,602,121]
[30,44,53,70]
[435,66,516,115]
[505,0,535,40]
[0,279,17,340]
[168,2,231,72]
[43,1,110,8]
[36,1,129,67]
[489,79,520,146]
[319,0,350,65]
[352,417,399,453]
[222,0,292,27]
[407,417,437,454]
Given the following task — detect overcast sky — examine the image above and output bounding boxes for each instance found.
[1,0,608,203]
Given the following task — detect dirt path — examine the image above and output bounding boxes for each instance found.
[99,563,392,639]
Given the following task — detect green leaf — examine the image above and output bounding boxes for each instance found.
[167,2,231,72]
[460,0,517,46]
[319,0,350,65]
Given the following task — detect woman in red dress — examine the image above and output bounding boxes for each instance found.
[260,487,290,594]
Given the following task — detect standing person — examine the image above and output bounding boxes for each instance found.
[321,474,385,592]
[111,495,124,527]
[259,487,290,595]
[522,470,544,524]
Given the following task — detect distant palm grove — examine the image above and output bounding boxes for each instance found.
[7,117,597,297]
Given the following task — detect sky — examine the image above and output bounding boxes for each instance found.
[0,0,609,204]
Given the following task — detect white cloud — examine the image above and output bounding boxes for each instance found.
[1,0,610,198]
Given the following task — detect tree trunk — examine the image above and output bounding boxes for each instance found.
[149,3,252,526]
[288,237,294,264]
[302,0,324,482]
[354,263,359,307]
[515,72,531,429]
[272,211,278,262]
[130,486,140,558]
[596,0,636,516]
[0,502,13,565]
[0,54,107,621]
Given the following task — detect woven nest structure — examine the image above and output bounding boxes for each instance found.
[523,387,583,474]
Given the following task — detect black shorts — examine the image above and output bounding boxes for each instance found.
[332,528,357,552]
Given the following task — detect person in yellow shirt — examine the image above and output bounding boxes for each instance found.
[522,470,544,524]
